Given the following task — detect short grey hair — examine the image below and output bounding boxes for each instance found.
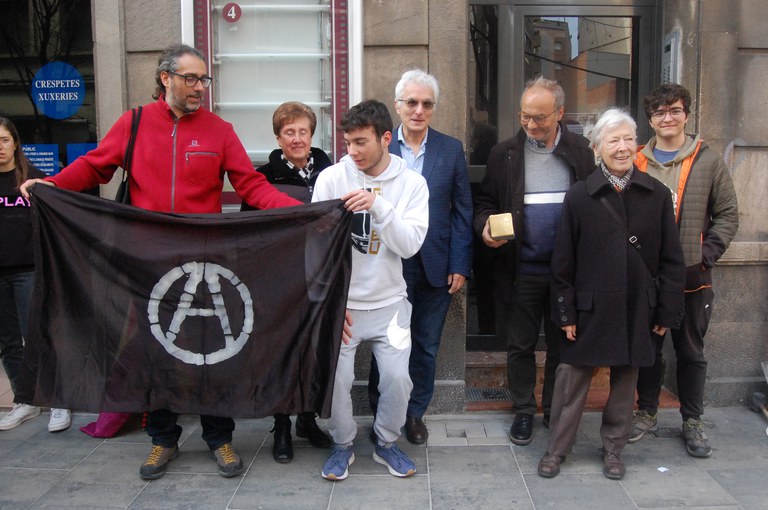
[521,76,565,110]
[395,69,440,103]
[590,108,637,153]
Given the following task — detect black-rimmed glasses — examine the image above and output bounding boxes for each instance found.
[169,71,212,88]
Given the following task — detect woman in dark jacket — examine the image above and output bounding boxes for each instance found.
[537,108,685,480]
[0,117,72,433]
[241,102,333,462]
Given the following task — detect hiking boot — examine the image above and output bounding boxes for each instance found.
[538,452,565,478]
[210,443,243,477]
[48,408,72,432]
[602,451,625,480]
[0,404,41,431]
[139,444,178,480]
[295,412,332,448]
[681,418,712,458]
[321,445,355,481]
[628,410,658,443]
[272,414,293,463]
[373,442,416,478]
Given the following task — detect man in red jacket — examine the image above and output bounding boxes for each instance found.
[21,44,301,480]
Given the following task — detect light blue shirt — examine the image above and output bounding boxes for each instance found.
[397,125,428,175]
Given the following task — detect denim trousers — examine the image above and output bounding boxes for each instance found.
[0,271,34,395]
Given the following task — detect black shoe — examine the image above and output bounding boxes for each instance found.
[272,414,293,463]
[509,413,534,445]
[295,412,332,448]
[543,413,550,430]
[369,425,378,444]
[404,415,428,445]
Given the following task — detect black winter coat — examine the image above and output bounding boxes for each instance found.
[241,147,333,209]
[551,168,686,367]
[473,125,595,303]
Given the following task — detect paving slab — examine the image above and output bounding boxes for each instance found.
[0,407,766,509]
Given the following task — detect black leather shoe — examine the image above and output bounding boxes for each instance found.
[295,412,332,448]
[272,414,293,463]
[509,413,534,445]
[404,415,428,445]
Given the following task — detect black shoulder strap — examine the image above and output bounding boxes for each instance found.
[121,106,143,183]
[599,195,656,278]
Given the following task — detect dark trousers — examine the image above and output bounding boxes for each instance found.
[502,274,562,416]
[0,271,34,397]
[636,287,712,420]
[547,364,638,456]
[369,257,453,417]
[146,409,234,450]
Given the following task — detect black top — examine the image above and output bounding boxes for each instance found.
[0,166,46,273]
[241,147,333,210]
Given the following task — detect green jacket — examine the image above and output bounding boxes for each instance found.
[636,134,739,291]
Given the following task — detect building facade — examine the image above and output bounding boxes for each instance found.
[2,0,764,412]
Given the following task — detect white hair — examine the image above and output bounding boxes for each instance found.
[395,69,440,102]
[590,108,637,152]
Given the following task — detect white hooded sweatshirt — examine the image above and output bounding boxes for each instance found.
[312,154,429,309]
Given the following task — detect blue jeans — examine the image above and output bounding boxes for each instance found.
[0,271,34,395]
[369,259,453,418]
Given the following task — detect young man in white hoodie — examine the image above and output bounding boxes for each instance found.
[312,99,429,481]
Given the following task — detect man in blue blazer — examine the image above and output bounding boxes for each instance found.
[369,70,473,444]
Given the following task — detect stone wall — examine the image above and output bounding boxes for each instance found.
[660,0,768,406]
[353,0,469,414]
[92,0,180,198]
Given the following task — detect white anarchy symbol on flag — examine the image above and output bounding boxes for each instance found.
[147,261,254,365]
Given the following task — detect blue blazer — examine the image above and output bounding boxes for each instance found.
[390,127,473,287]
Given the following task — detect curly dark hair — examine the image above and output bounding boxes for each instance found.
[643,83,691,118]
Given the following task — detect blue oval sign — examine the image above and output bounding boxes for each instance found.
[31,61,85,120]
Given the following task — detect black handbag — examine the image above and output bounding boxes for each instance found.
[114,106,142,204]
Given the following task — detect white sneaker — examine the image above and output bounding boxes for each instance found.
[48,408,72,432]
[0,404,41,430]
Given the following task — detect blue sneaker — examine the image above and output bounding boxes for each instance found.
[373,443,416,477]
[321,445,355,481]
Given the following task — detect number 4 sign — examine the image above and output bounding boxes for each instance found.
[223,2,242,23]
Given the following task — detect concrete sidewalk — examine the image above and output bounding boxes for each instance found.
[0,406,767,509]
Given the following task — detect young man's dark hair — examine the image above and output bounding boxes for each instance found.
[643,83,692,118]
[340,99,393,138]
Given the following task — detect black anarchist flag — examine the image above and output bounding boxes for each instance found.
[25,185,351,418]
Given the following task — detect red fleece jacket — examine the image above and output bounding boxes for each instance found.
[49,99,300,213]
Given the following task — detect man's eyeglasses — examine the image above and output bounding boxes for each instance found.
[650,107,686,120]
[397,98,436,110]
[519,110,557,125]
[169,71,212,88]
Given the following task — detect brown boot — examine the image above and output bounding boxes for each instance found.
[602,451,625,480]
[538,452,565,478]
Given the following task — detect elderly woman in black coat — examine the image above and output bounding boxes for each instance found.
[537,108,685,480]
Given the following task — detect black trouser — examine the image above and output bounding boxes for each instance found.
[636,287,713,420]
[146,409,234,450]
[502,274,562,416]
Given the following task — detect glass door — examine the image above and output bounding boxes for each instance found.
[467,1,658,349]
